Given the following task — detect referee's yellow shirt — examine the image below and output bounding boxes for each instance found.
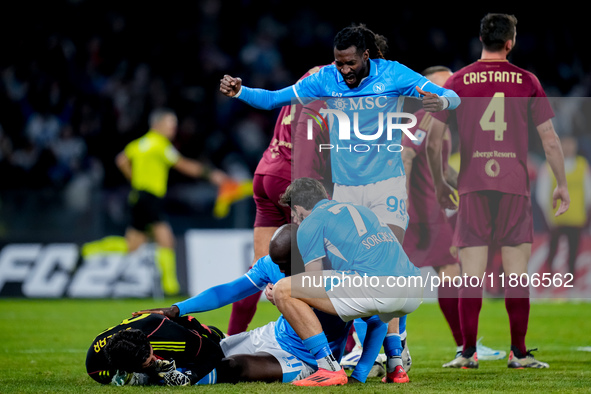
[548,155,589,227]
[124,130,180,198]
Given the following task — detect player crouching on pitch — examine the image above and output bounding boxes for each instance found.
[87,224,388,386]
[272,178,424,386]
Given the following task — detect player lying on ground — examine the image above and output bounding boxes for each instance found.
[86,313,225,386]
[133,224,388,384]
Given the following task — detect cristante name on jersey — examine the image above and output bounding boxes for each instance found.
[463,71,523,85]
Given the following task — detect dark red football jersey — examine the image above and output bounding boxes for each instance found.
[433,60,554,196]
[402,109,451,223]
[254,65,330,181]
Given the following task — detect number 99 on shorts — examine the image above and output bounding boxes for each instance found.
[386,195,406,215]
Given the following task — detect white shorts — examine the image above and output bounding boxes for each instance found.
[220,321,314,383]
[322,270,423,323]
[333,176,409,230]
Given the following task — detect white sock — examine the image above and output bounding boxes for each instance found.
[317,354,341,371]
[386,355,403,373]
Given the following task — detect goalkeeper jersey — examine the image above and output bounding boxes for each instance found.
[86,314,224,385]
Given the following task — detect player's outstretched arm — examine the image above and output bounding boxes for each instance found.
[173,157,231,187]
[132,306,180,319]
[416,86,460,112]
[133,275,261,317]
[219,75,242,97]
[220,74,298,110]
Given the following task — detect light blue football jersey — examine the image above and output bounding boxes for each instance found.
[244,254,285,289]
[236,59,459,186]
[297,199,420,278]
[240,255,352,369]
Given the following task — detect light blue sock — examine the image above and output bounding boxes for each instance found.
[194,369,217,385]
[353,318,367,345]
[383,333,402,372]
[398,315,407,337]
[303,333,340,371]
[303,332,331,359]
[384,333,402,357]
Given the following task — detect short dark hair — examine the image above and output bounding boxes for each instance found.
[103,329,151,372]
[279,177,328,210]
[334,23,388,59]
[480,13,517,52]
[268,223,305,276]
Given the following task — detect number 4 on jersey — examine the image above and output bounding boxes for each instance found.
[480,92,507,141]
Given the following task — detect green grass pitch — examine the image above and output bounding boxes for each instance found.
[1,298,590,393]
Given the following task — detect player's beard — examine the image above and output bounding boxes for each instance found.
[342,62,368,88]
[343,72,357,87]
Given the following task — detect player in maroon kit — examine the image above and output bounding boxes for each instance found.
[402,66,463,356]
[402,66,505,362]
[426,13,570,369]
[227,66,331,335]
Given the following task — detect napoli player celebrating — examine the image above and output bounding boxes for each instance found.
[227,65,332,337]
[220,24,459,375]
[427,14,570,369]
[272,178,423,386]
[220,23,459,245]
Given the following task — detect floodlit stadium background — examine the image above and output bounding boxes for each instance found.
[0,2,589,298]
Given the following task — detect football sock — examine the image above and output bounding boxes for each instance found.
[353,319,367,344]
[504,279,529,356]
[458,280,483,357]
[383,333,402,373]
[156,247,180,296]
[194,369,218,385]
[398,316,407,338]
[303,333,341,371]
[227,289,262,335]
[438,281,463,346]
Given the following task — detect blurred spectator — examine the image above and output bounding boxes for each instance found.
[0,2,587,224]
[49,124,87,186]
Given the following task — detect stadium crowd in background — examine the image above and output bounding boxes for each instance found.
[0,2,589,202]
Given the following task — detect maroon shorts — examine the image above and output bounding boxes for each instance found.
[403,221,457,268]
[453,191,533,248]
[253,174,292,228]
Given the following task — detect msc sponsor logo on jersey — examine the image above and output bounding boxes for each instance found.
[304,97,418,154]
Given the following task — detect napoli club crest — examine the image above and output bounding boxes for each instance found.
[373,82,386,94]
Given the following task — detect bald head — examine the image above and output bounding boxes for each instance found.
[269,224,304,276]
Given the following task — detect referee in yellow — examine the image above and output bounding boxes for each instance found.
[83,108,246,295]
